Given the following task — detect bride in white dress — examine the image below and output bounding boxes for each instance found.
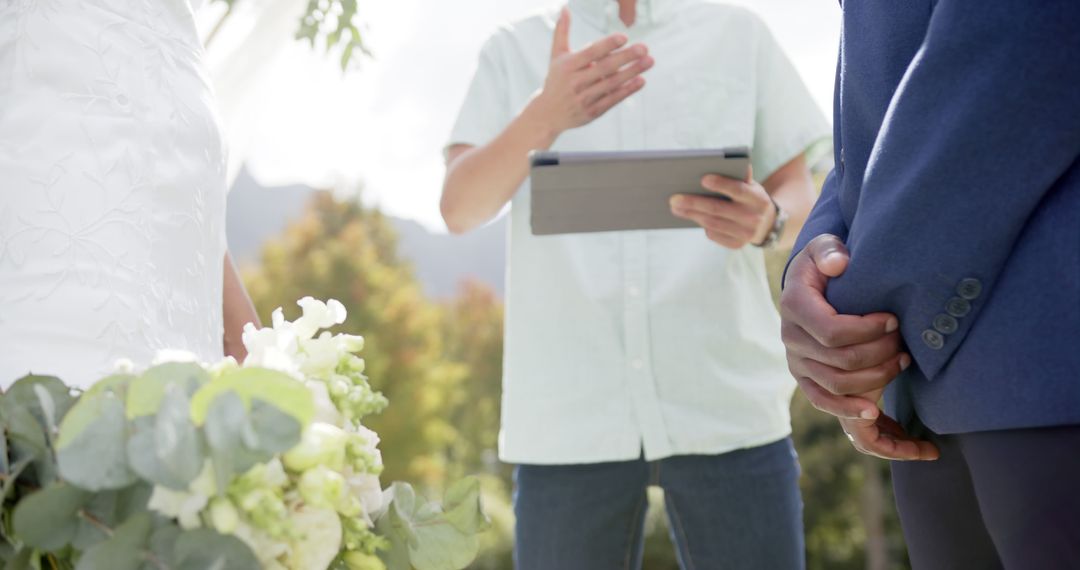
[0,0,259,388]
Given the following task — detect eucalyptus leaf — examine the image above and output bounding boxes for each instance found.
[246,398,302,454]
[171,528,260,570]
[31,386,57,440]
[12,482,90,551]
[203,391,247,492]
[116,482,154,521]
[146,523,181,567]
[0,457,32,504]
[2,409,49,484]
[81,374,135,399]
[72,491,119,550]
[0,426,8,474]
[0,376,76,432]
[127,386,203,490]
[189,367,313,427]
[1,376,74,484]
[202,392,296,493]
[56,394,136,491]
[440,477,489,534]
[74,512,153,570]
[375,482,483,570]
[126,363,209,419]
[406,521,479,570]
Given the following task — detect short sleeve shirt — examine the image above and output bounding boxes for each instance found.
[449,0,831,464]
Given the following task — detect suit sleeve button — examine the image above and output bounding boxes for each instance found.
[946,297,971,317]
[933,314,959,334]
[922,329,945,350]
[957,278,983,300]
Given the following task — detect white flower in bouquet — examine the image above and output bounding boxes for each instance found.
[151,348,201,365]
[294,297,348,339]
[307,379,346,426]
[242,308,301,376]
[286,503,344,570]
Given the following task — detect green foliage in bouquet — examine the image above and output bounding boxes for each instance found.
[0,299,487,570]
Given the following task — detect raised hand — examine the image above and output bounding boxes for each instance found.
[670,166,777,249]
[526,8,653,135]
[780,234,939,461]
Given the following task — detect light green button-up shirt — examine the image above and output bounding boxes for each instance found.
[449,0,830,464]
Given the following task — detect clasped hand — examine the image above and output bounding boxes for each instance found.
[780,235,939,461]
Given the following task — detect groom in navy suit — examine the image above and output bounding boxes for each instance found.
[780,0,1080,567]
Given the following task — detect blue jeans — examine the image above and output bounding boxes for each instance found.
[513,438,805,570]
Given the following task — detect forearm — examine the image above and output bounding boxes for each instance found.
[764,161,815,250]
[441,100,559,234]
[222,252,259,362]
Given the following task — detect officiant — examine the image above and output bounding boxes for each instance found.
[440,0,829,568]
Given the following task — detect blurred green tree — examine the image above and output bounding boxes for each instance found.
[244,192,467,487]
[242,190,910,570]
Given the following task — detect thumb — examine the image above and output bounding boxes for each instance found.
[806,234,849,278]
[745,163,754,184]
[551,7,570,60]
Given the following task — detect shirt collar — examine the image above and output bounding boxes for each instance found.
[568,0,676,32]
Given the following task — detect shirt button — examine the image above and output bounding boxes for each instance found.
[922,329,945,350]
[631,359,644,370]
[932,314,959,335]
[957,278,983,300]
[946,297,971,318]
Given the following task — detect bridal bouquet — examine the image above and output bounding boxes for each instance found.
[0,298,487,570]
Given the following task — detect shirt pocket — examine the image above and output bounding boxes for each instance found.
[671,73,755,149]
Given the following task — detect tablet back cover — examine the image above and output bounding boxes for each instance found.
[529,147,750,235]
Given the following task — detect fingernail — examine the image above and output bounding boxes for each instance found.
[634,45,646,55]
[670,196,683,208]
[860,409,877,420]
[900,353,911,371]
[885,317,899,333]
[615,35,628,45]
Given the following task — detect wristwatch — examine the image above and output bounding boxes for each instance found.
[754,199,788,249]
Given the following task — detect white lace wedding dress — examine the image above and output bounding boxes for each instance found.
[0,0,227,388]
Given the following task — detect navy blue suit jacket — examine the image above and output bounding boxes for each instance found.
[792,0,1080,434]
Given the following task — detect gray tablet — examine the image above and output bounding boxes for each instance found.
[529,147,750,235]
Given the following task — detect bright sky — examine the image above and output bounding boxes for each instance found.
[201,0,840,231]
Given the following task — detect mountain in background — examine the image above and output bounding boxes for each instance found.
[227,168,506,299]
